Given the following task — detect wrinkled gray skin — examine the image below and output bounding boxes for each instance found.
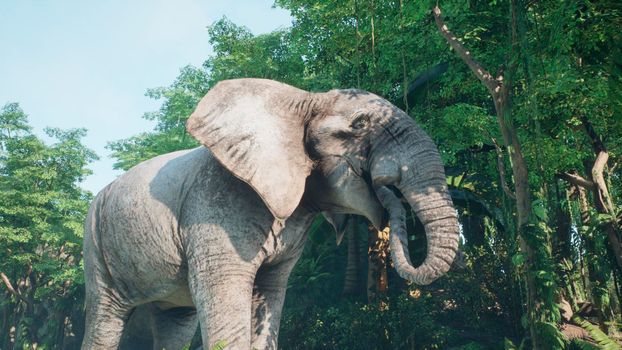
[81,79,460,350]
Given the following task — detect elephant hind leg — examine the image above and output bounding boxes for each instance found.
[81,292,132,350]
[150,304,199,350]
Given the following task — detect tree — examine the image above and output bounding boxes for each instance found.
[433,4,564,347]
[0,103,97,350]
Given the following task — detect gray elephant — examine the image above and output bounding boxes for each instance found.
[81,78,460,350]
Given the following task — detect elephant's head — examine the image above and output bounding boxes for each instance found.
[187,78,459,285]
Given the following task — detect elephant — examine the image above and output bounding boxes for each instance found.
[81,78,460,350]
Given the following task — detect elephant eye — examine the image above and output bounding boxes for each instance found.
[350,114,369,130]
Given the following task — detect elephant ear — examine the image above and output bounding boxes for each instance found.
[186,79,314,221]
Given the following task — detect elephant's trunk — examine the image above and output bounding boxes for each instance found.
[376,185,459,285]
[372,123,460,285]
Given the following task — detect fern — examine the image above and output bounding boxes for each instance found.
[572,316,620,350]
[536,321,566,350]
[504,338,526,350]
[570,339,604,350]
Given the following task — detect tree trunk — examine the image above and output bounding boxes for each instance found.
[582,116,622,273]
[576,184,615,333]
[553,183,578,310]
[367,224,389,302]
[557,115,622,312]
[433,4,558,348]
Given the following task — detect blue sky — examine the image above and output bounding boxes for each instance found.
[0,0,292,194]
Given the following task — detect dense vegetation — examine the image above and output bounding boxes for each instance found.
[0,103,96,349]
[2,0,621,349]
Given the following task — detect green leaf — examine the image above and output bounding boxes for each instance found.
[511,253,525,267]
[211,340,227,350]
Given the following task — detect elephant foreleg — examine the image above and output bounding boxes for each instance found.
[188,263,255,350]
[251,259,298,350]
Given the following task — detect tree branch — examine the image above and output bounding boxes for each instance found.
[432,6,501,96]
[0,271,30,305]
[593,150,615,214]
[580,115,616,216]
[556,172,595,189]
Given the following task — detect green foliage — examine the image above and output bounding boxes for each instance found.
[281,219,515,349]
[504,338,527,350]
[431,103,499,165]
[205,17,307,88]
[210,339,227,350]
[522,222,561,321]
[570,339,602,350]
[572,316,621,350]
[280,276,512,349]
[535,321,565,350]
[0,103,96,349]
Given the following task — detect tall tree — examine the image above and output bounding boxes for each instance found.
[0,103,97,350]
[433,4,562,347]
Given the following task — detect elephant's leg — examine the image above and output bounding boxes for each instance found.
[82,291,131,350]
[188,263,255,349]
[150,305,198,350]
[119,304,154,349]
[251,258,299,350]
